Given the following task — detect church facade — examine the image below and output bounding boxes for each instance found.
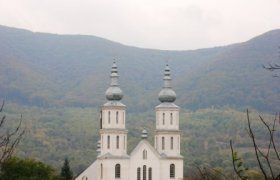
[76,62,184,180]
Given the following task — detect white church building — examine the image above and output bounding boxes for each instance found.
[76,62,184,180]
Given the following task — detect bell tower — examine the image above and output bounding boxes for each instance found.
[99,62,128,156]
[154,64,181,157]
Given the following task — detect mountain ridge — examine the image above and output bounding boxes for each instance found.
[0,24,279,112]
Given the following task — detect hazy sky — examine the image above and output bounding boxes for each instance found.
[0,0,280,50]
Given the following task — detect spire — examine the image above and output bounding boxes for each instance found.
[158,63,176,103]
[105,61,123,101]
[96,140,101,155]
[141,129,148,139]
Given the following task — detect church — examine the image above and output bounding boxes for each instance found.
[76,62,184,180]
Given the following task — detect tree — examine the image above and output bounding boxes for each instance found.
[230,110,280,180]
[60,158,73,180]
[0,157,57,180]
[192,165,228,180]
[0,101,25,166]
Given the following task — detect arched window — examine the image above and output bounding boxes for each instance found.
[171,137,174,150]
[108,111,111,124]
[143,150,147,159]
[82,176,88,180]
[100,110,103,129]
[116,111,119,124]
[170,113,173,125]
[107,135,110,149]
[101,135,103,149]
[101,164,103,179]
[115,164,121,178]
[178,137,180,150]
[170,164,175,178]
[116,136,119,149]
[123,136,126,149]
[162,137,165,150]
[137,167,141,180]
[155,137,157,150]
[163,113,165,125]
[143,165,147,180]
[148,167,152,180]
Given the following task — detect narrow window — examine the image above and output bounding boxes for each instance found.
[162,137,165,150]
[108,111,111,124]
[115,164,121,178]
[155,137,157,150]
[171,137,174,150]
[107,135,110,149]
[123,112,125,124]
[124,136,126,150]
[143,165,147,180]
[101,164,103,179]
[148,167,152,180]
[143,150,147,159]
[116,136,119,149]
[156,112,159,125]
[100,110,102,129]
[170,164,175,178]
[178,137,180,150]
[146,150,147,159]
[116,111,119,124]
[137,167,141,180]
[101,135,103,149]
[163,113,165,125]
[170,113,173,125]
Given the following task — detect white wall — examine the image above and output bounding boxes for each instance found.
[99,159,130,180]
[75,160,98,180]
[100,105,127,156]
[130,142,161,180]
[100,131,127,156]
[155,134,180,156]
[102,109,125,129]
[156,109,179,130]
[160,159,184,180]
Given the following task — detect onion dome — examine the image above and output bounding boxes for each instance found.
[105,62,123,101]
[158,64,176,103]
[141,129,148,139]
[96,140,101,154]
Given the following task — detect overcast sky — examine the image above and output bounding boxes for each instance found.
[0,0,280,50]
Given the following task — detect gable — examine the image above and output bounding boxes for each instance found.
[130,139,161,159]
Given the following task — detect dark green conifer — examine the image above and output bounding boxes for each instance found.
[60,158,73,180]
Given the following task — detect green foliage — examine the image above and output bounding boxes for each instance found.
[60,158,73,180]
[232,151,249,180]
[0,157,58,180]
[247,170,264,180]
[3,103,279,177]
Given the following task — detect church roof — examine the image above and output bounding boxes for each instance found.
[130,139,162,159]
[160,153,184,159]
[130,139,184,160]
[97,152,130,160]
[155,102,179,109]
[158,64,176,103]
[105,62,124,101]
[102,101,126,107]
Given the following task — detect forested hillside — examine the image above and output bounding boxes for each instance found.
[0,25,279,176]
[0,25,279,112]
[3,103,279,176]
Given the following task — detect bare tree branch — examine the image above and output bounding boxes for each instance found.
[246,109,268,180]
[0,101,25,166]
[230,140,243,180]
